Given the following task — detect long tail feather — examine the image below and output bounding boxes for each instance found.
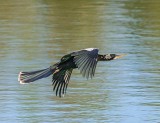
[18,67,55,84]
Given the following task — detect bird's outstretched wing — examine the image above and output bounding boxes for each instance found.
[71,48,99,79]
[52,69,73,97]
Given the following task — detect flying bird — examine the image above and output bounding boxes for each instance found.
[18,48,125,97]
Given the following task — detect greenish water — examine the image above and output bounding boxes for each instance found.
[0,0,160,123]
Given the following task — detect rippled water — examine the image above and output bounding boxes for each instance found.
[0,0,160,123]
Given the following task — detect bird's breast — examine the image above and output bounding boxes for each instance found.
[58,59,77,70]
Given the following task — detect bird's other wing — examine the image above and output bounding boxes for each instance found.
[52,68,73,97]
[71,48,99,79]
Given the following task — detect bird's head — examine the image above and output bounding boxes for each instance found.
[103,54,126,61]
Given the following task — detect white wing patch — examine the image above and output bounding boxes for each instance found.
[85,48,96,51]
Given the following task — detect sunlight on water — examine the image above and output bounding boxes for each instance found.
[0,0,160,123]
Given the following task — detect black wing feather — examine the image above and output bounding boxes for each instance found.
[52,69,73,97]
[71,48,99,79]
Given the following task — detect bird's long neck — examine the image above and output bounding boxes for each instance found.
[98,54,107,61]
[98,54,115,61]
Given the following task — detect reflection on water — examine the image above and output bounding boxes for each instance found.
[0,0,160,123]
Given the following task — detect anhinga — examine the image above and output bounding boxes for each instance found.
[18,48,125,97]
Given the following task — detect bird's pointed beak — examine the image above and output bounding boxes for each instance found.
[114,54,126,59]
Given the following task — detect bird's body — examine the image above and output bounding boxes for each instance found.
[57,54,77,70]
[18,48,125,97]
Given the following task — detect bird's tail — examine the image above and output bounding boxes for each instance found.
[18,66,55,84]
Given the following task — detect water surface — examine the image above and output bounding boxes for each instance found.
[0,0,160,123]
